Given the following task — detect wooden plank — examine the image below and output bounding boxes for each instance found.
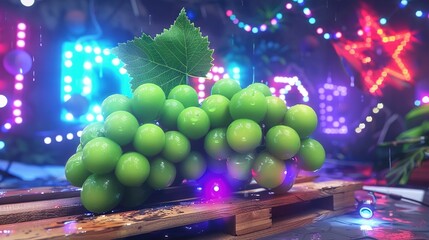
[0,175,320,225]
[235,218,272,236]
[0,175,317,205]
[232,208,272,236]
[0,180,361,240]
[235,208,271,224]
[332,191,356,210]
[0,186,80,204]
[0,197,84,225]
[205,207,355,239]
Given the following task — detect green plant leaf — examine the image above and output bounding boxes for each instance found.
[111,8,214,94]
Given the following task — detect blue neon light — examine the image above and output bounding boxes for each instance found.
[60,41,131,123]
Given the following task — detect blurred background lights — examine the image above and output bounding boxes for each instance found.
[60,42,131,123]
[0,95,7,108]
[416,10,423,18]
[44,137,52,144]
[55,135,63,142]
[66,133,74,140]
[272,76,309,104]
[20,0,35,7]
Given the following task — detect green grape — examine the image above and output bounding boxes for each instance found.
[80,173,124,213]
[266,125,301,160]
[64,152,92,187]
[211,78,241,100]
[284,104,318,138]
[168,85,199,108]
[159,99,185,130]
[252,151,286,189]
[247,82,272,96]
[272,159,299,194]
[177,107,210,140]
[104,110,139,146]
[207,157,227,174]
[263,96,287,128]
[226,119,262,153]
[179,151,207,180]
[204,128,233,160]
[147,157,176,190]
[229,88,267,123]
[162,131,190,163]
[296,138,326,171]
[82,137,122,174]
[226,152,255,181]
[133,123,165,157]
[115,152,150,187]
[201,94,232,128]
[132,83,165,123]
[120,184,153,208]
[101,94,132,118]
[80,122,104,146]
[76,143,83,152]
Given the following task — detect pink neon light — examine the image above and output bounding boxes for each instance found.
[17,23,26,30]
[17,40,25,48]
[15,117,23,124]
[13,109,21,116]
[15,74,24,81]
[13,100,22,107]
[15,83,23,90]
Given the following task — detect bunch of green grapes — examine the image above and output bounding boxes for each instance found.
[64,79,325,214]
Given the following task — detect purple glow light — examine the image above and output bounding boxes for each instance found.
[319,84,349,135]
[422,96,429,103]
[285,3,292,9]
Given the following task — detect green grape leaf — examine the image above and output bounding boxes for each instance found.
[111,8,214,94]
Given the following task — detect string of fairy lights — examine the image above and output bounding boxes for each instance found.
[226,0,429,36]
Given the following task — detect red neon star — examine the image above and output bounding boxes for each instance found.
[333,5,413,95]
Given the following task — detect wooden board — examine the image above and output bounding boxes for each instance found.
[0,179,362,240]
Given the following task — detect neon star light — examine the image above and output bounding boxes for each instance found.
[332,5,413,95]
